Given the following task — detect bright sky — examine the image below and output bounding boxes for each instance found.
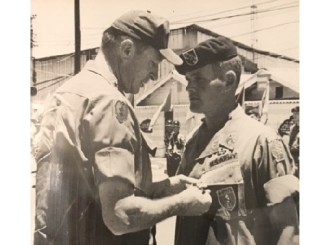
[31,0,299,59]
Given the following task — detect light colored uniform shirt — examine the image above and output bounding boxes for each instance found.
[175,105,299,245]
[33,56,153,244]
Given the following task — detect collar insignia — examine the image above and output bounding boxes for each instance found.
[115,100,128,123]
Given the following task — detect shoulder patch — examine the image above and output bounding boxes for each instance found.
[270,139,285,162]
[115,100,128,123]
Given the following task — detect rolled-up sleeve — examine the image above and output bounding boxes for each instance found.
[252,132,299,231]
[252,133,297,198]
[83,97,137,186]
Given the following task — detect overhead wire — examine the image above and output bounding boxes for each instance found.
[171,0,279,23]
[230,20,299,38]
[174,0,298,23]
[205,5,298,30]
[172,4,298,24]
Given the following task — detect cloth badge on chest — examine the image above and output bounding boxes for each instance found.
[115,100,129,123]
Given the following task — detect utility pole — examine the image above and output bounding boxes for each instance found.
[250,1,257,63]
[31,15,37,96]
[74,0,81,74]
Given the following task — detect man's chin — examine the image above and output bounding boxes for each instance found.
[189,104,201,113]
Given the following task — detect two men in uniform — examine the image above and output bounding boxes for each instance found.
[33,10,299,245]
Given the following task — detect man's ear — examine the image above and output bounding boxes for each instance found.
[120,39,136,60]
[224,70,237,89]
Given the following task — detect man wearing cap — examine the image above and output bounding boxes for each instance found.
[33,10,211,245]
[173,37,299,245]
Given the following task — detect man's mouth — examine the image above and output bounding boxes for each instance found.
[189,95,200,101]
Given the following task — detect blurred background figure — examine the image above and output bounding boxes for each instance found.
[289,106,299,177]
[278,110,295,145]
[164,120,184,176]
[245,106,261,121]
[247,109,261,121]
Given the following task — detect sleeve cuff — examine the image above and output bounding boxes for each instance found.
[95,147,134,185]
[264,175,299,205]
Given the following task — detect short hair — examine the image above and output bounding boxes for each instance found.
[101,27,147,54]
[213,56,242,84]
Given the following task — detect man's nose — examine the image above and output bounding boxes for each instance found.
[186,81,197,92]
[149,64,159,81]
[149,70,158,81]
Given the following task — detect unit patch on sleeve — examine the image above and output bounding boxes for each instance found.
[270,139,285,162]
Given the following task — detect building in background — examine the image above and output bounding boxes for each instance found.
[31,24,299,157]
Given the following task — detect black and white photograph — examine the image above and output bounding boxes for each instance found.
[27,0,302,244]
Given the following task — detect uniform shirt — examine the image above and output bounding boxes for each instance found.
[33,56,153,245]
[175,105,299,245]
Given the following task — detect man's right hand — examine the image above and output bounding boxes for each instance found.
[178,186,212,216]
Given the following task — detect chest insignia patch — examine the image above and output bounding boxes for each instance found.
[115,100,128,123]
[217,187,236,211]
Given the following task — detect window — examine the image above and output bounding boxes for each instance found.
[275,86,283,99]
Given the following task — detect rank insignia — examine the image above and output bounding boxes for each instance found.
[217,146,228,156]
[270,140,285,162]
[211,140,220,152]
[217,187,236,211]
[225,134,236,150]
[181,48,199,66]
[115,100,128,123]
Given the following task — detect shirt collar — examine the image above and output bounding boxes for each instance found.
[84,51,118,87]
[201,104,244,126]
[228,104,245,120]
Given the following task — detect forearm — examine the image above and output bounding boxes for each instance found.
[149,178,174,198]
[277,226,299,245]
[268,196,299,245]
[99,176,210,235]
[99,178,186,235]
[113,193,188,234]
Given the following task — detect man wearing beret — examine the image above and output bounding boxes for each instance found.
[32,10,212,245]
[174,37,299,245]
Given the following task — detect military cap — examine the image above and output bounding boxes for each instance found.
[175,36,238,75]
[110,10,182,65]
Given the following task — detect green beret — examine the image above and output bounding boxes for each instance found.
[175,36,237,75]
